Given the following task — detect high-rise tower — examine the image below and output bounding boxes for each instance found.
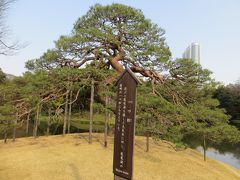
[182,42,200,64]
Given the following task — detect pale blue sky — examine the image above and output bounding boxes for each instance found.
[1,0,240,84]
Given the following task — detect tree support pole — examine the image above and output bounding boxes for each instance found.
[26,112,30,136]
[89,79,94,144]
[63,90,69,136]
[203,134,207,162]
[4,128,7,143]
[67,90,73,134]
[104,96,109,147]
[33,103,41,138]
[146,130,149,152]
[12,115,17,141]
[47,108,51,136]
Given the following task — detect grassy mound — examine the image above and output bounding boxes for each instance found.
[0,133,239,180]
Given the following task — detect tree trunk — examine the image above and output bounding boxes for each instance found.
[63,90,69,136]
[146,131,149,152]
[26,112,30,136]
[47,108,51,136]
[203,134,207,162]
[12,116,17,142]
[67,90,73,134]
[104,96,109,147]
[89,79,94,144]
[79,104,81,117]
[146,118,150,152]
[4,129,7,143]
[107,114,111,135]
[33,103,41,138]
[151,79,156,94]
[110,56,124,74]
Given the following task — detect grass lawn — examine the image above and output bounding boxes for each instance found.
[0,133,239,180]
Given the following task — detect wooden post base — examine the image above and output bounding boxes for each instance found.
[114,175,130,180]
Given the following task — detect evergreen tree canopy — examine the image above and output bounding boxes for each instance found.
[26,3,170,85]
[20,3,240,148]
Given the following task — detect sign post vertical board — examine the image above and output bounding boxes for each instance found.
[113,68,141,180]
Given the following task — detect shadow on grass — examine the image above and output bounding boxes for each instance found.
[69,163,82,180]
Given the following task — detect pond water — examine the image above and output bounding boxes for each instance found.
[196,146,240,169]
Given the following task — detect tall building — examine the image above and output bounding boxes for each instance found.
[182,42,200,64]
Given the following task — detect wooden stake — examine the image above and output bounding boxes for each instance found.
[89,79,94,144]
[67,90,73,134]
[26,112,30,136]
[104,96,109,147]
[203,134,207,162]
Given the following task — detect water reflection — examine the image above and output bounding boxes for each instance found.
[183,135,240,169]
[196,146,240,169]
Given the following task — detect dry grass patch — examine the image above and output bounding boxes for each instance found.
[0,133,239,180]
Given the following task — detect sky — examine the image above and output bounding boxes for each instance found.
[1,0,240,84]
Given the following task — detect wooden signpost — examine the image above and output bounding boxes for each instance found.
[113,68,141,180]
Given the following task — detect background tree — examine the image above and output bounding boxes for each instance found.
[0,103,15,143]
[0,68,6,83]
[136,59,240,155]
[214,83,240,128]
[0,0,22,55]
[183,99,240,161]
